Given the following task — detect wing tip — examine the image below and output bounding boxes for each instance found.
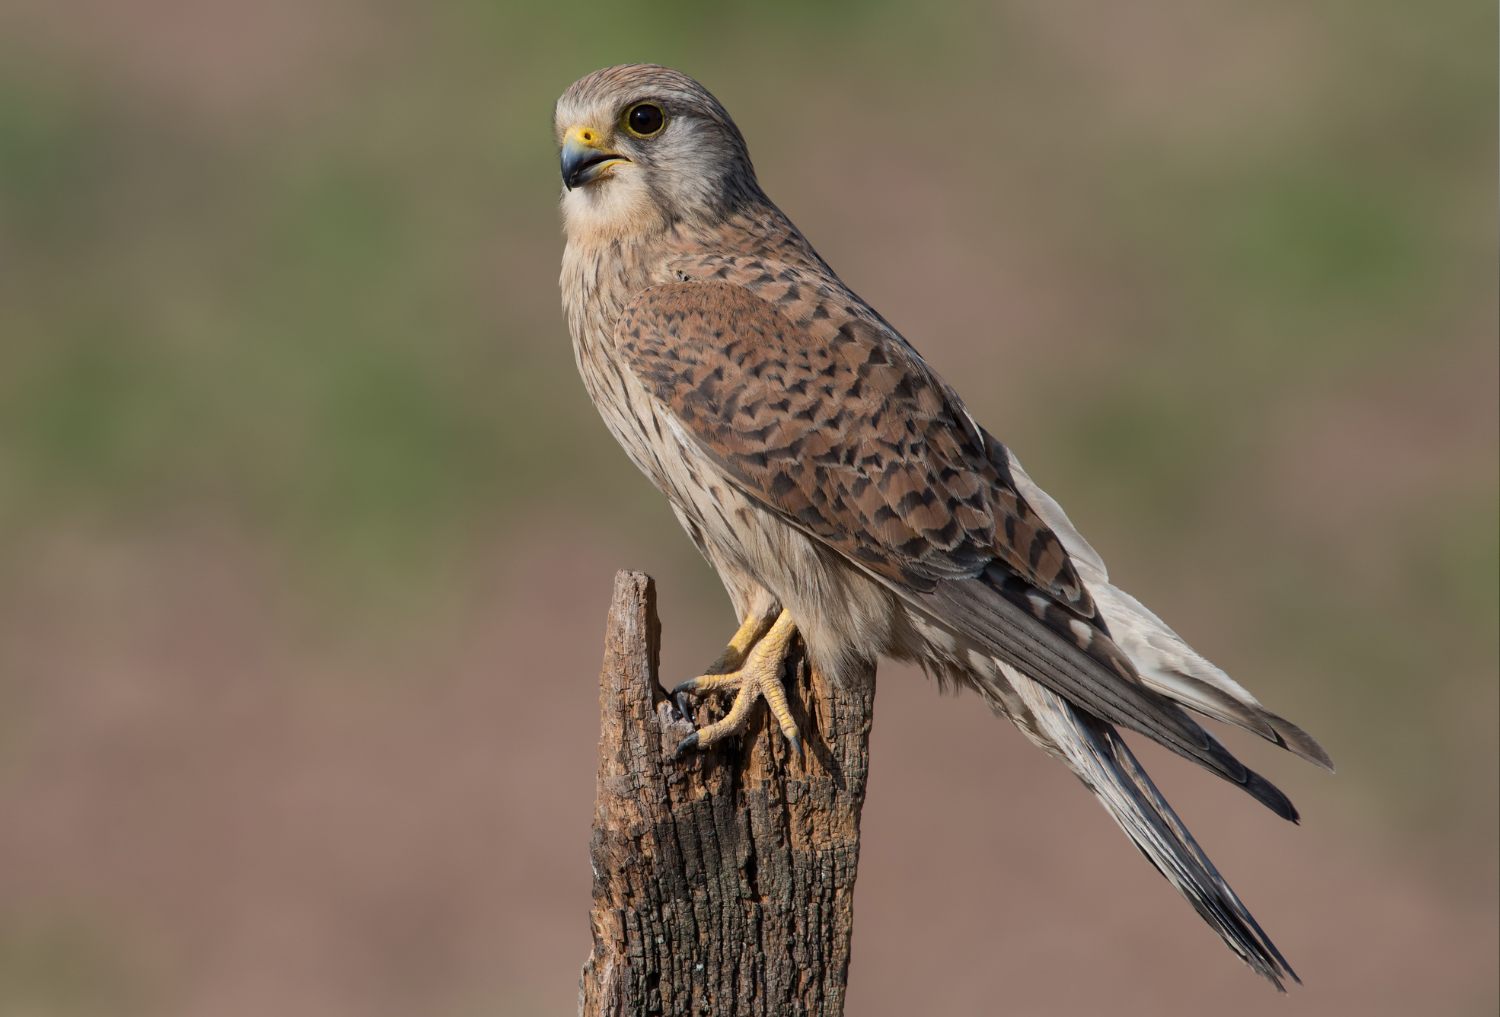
[1269,713,1336,772]
[1152,667,1336,773]
[1245,765,1301,824]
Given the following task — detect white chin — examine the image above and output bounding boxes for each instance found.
[561,171,662,243]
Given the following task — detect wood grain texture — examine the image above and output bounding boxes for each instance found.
[579,571,875,1017]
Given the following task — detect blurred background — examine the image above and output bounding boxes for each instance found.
[0,0,1494,1014]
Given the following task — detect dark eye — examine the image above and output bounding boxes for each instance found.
[625,103,665,137]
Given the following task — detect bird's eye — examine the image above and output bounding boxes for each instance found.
[624,103,665,137]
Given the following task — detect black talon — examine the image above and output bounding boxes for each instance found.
[675,690,695,722]
[673,732,700,760]
[788,733,803,756]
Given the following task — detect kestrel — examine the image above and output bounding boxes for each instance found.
[555,64,1331,989]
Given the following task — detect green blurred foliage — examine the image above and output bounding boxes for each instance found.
[0,912,148,1017]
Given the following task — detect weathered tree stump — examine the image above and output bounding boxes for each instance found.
[579,571,876,1017]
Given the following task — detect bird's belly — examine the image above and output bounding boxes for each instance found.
[581,350,905,685]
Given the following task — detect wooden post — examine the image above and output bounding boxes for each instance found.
[579,571,876,1017]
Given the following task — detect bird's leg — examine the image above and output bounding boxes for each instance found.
[669,605,777,722]
[703,606,781,677]
[671,608,801,757]
[670,604,779,721]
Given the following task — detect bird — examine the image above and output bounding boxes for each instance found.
[554,63,1332,990]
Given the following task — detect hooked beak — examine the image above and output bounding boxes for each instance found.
[561,126,629,190]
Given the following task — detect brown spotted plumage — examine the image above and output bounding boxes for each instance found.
[555,64,1330,990]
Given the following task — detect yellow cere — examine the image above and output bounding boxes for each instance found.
[565,125,611,151]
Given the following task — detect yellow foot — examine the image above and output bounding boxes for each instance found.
[671,608,801,757]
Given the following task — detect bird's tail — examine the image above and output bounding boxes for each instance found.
[1002,663,1298,990]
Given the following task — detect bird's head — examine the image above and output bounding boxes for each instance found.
[554,64,762,243]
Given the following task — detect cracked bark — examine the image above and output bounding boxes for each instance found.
[579,571,875,1017]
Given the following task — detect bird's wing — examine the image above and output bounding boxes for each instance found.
[618,279,1070,594]
[614,278,1297,818]
[1004,450,1334,771]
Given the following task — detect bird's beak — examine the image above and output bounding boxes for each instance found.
[561,126,629,191]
